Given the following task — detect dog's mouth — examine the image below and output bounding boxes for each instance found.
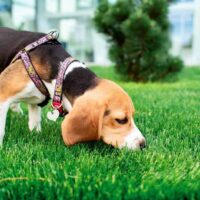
[119,138,146,150]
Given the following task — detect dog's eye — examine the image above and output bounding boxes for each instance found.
[115,117,128,124]
[104,110,110,116]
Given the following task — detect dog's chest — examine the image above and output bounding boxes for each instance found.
[12,82,45,104]
[12,80,72,112]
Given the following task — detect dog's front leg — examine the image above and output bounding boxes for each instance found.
[0,101,10,145]
[28,104,41,132]
[10,103,23,115]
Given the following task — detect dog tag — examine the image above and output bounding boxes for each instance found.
[47,109,59,121]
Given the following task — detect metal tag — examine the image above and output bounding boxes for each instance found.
[47,109,59,122]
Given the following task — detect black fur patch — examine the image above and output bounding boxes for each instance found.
[63,67,98,98]
[0,27,70,79]
[0,27,45,72]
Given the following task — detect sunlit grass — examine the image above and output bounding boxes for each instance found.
[0,67,199,199]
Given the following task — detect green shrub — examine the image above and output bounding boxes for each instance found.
[94,0,184,81]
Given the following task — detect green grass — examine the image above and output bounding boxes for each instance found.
[0,67,200,200]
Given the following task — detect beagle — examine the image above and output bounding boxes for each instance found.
[0,28,146,150]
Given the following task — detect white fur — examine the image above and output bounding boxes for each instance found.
[64,61,86,78]
[0,101,11,145]
[120,120,146,150]
[28,104,41,132]
[44,79,56,99]
[12,81,46,104]
[10,103,23,115]
[12,82,45,133]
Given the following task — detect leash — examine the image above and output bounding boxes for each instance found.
[11,31,77,120]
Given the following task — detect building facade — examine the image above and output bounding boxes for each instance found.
[169,0,200,66]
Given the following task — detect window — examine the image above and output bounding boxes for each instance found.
[77,0,93,9]
[169,10,193,47]
[12,0,35,29]
[175,0,194,2]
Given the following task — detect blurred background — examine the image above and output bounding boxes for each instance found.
[0,0,200,66]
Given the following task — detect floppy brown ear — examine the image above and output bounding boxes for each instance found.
[61,93,107,146]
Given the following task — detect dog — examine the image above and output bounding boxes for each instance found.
[0,27,146,150]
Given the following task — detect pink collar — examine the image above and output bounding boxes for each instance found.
[11,31,59,98]
[51,57,77,116]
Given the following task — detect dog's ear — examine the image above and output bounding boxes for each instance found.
[61,93,107,146]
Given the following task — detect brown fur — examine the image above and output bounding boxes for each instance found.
[0,56,52,101]
[30,54,52,82]
[0,60,30,101]
[62,79,135,147]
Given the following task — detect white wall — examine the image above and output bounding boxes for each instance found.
[192,0,200,65]
[169,0,200,66]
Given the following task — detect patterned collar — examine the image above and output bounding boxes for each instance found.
[12,31,76,118]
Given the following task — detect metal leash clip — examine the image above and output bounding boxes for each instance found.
[48,30,59,40]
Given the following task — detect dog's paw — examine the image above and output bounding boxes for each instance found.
[29,121,41,132]
[10,103,23,115]
[35,124,41,132]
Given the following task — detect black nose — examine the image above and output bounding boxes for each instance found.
[139,139,146,150]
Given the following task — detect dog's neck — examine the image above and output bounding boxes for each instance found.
[43,60,98,108]
[30,43,98,107]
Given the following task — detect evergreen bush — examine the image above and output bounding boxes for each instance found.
[94,0,184,81]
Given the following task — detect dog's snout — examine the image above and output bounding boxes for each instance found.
[118,121,146,150]
[139,138,146,150]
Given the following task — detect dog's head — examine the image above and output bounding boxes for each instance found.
[62,79,146,150]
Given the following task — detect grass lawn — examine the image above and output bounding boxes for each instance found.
[0,67,200,200]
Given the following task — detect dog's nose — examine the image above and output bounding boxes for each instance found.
[139,139,146,150]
